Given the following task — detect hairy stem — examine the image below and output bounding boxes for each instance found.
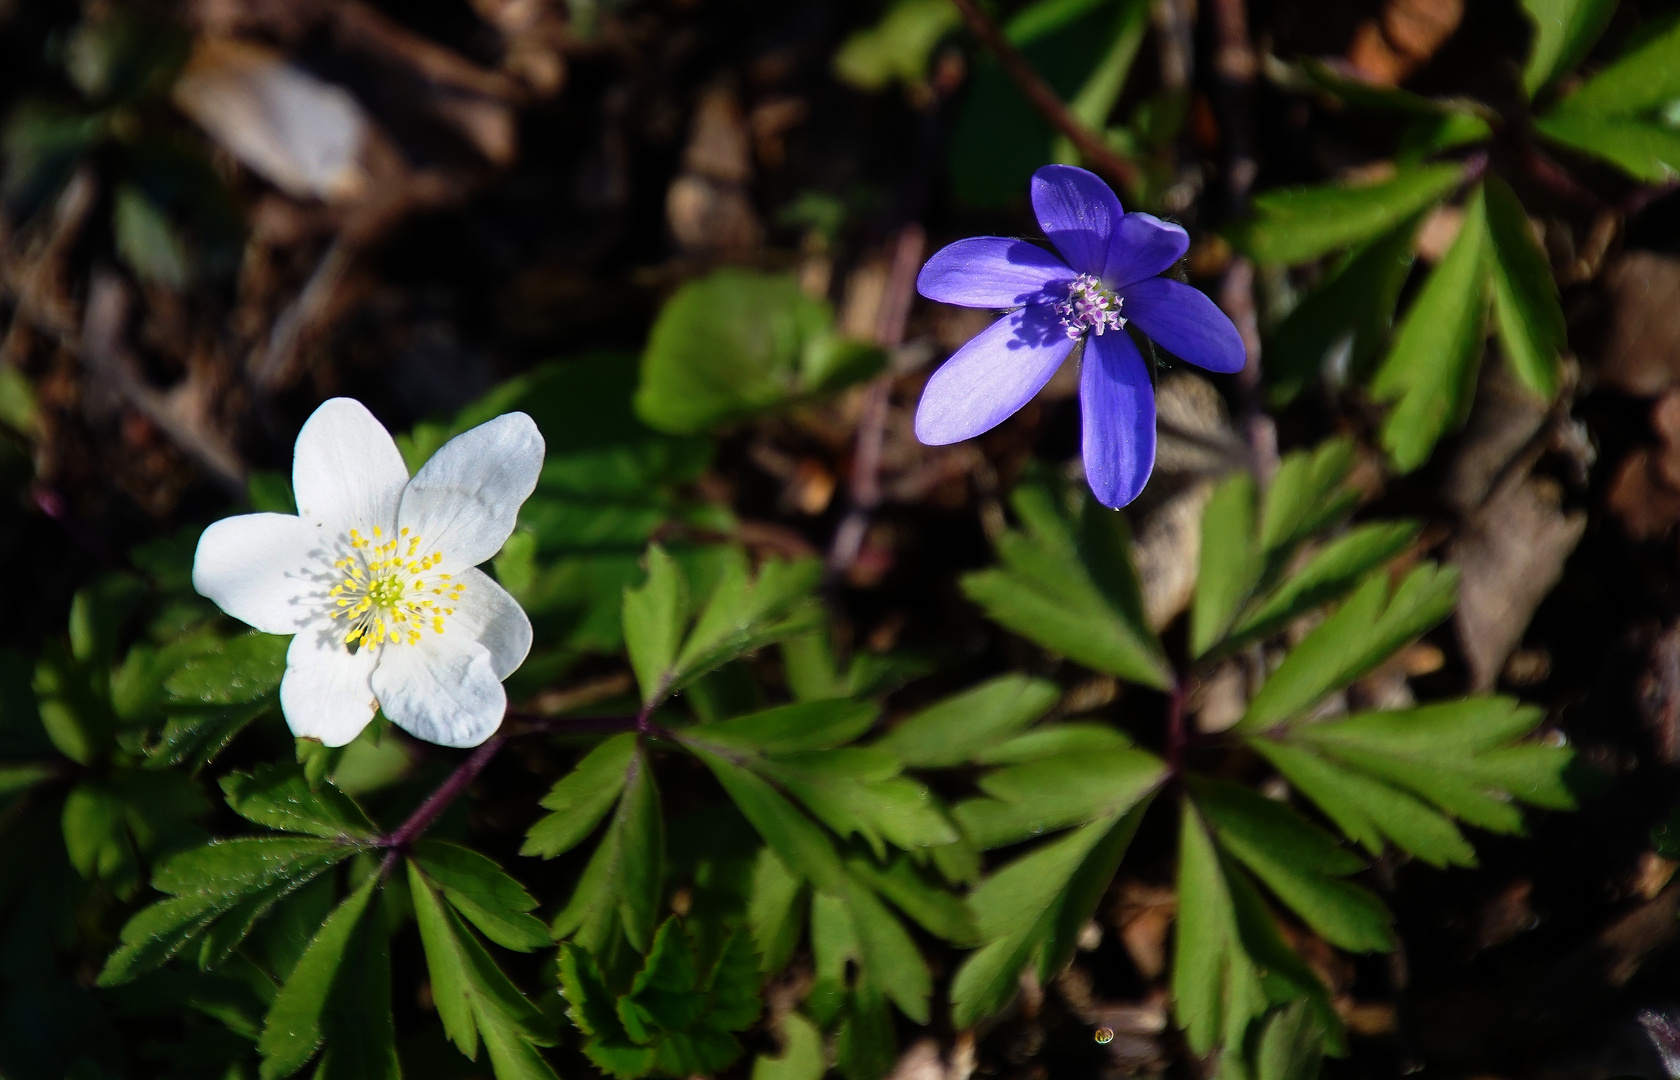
[946,0,1137,191]
[378,735,503,874]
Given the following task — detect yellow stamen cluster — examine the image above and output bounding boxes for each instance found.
[327,526,466,648]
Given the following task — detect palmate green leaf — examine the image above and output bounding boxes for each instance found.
[844,853,978,945]
[1255,1000,1328,1080]
[1188,778,1393,953]
[624,545,689,704]
[757,749,957,859]
[1485,175,1566,399]
[258,878,380,1080]
[523,732,637,858]
[1543,14,1680,117]
[1227,522,1421,649]
[414,840,550,951]
[844,874,933,1024]
[98,893,223,987]
[952,803,1148,1028]
[1192,472,1262,658]
[699,699,879,756]
[1265,215,1419,407]
[1251,697,1569,868]
[872,675,1059,768]
[1172,807,1342,1061]
[1534,112,1680,183]
[552,743,663,953]
[694,748,847,894]
[952,746,1164,849]
[748,847,808,972]
[1258,438,1361,557]
[1521,0,1618,96]
[1370,184,1490,473]
[219,764,378,841]
[962,484,1170,689]
[1240,563,1458,732]
[974,721,1130,765]
[1229,162,1465,266]
[312,896,400,1080]
[672,553,822,692]
[559,918,763,1079]
[410,862,559,1080]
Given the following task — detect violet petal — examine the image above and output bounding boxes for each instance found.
[1080,330,1156,508]
[1104,212,1190,288]
[914,302,1076,445]
[917,236,1076,308]
[1031,164,1123,278]
[1118,276,1247,374]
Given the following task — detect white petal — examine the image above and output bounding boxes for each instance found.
[397,412,544,571]
[280,623,379,746]
[193,513,329,634]
[371,635,506,748]
[292,398,409,531]
[449,567,533,680]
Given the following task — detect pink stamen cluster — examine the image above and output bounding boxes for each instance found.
[1056,273,1126,341]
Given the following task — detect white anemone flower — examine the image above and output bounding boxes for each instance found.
[192,398,544,748]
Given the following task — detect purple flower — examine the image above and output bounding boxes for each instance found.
[915,164,1246,508]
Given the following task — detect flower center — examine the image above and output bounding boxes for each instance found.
[1056,273,1126,341]
[327,526,465,648]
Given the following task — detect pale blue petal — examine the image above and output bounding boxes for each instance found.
[917,237,1074,308]
[914,303,1076,445]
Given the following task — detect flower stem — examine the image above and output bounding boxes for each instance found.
[945,0,1138,191]
[378,735,503,875]
[1165,678,1192,777]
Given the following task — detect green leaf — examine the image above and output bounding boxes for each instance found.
[523,733,637,858]
[748,847,809,972]
[844,853,978,945]
[759,749,958,858]
[414,840,550,951]
[624,545,689,704]
[1521,0,1618,95]
[1228,522,1420,647]
[1484,175,1565,399]
[1258,439,1361,556]
[843,875,932,1023]
[410,862,559,1079]
[1265,216,1420,407]
[952,805,1146,1027]
[953,747,1164,849]
[552,745,663,953]
[1370,184,1490,473]
[164,632,287,705]
[1251,738,1476,867]
[636,269,867,433]
[559,944,654,1078]
[752,1012,825,1080]
[702,700,880,756]
[1191,471,1262,658]
[1256,1000,1327,1080]
[258,877,380,1080]
[693,748,846,894]
[873,675,1055,769]
[672,555,823,689]
[219,764,378,840]
[1230,163,1465,265]
[1189,778,1394,953]
[1172,806,1269,1056]
[1535,110,1680,183]
[114,183,192,289]
[1049,0,1151,167]
[962,484,1171,688]
[1241,563,1459,731]
[312,896,401,1080]
[833,0,962,91]
[1544,14,1680,117]
[975,721,1130,764]
[97,894,223,986]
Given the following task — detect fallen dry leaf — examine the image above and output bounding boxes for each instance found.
[1597,252,1680,396]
